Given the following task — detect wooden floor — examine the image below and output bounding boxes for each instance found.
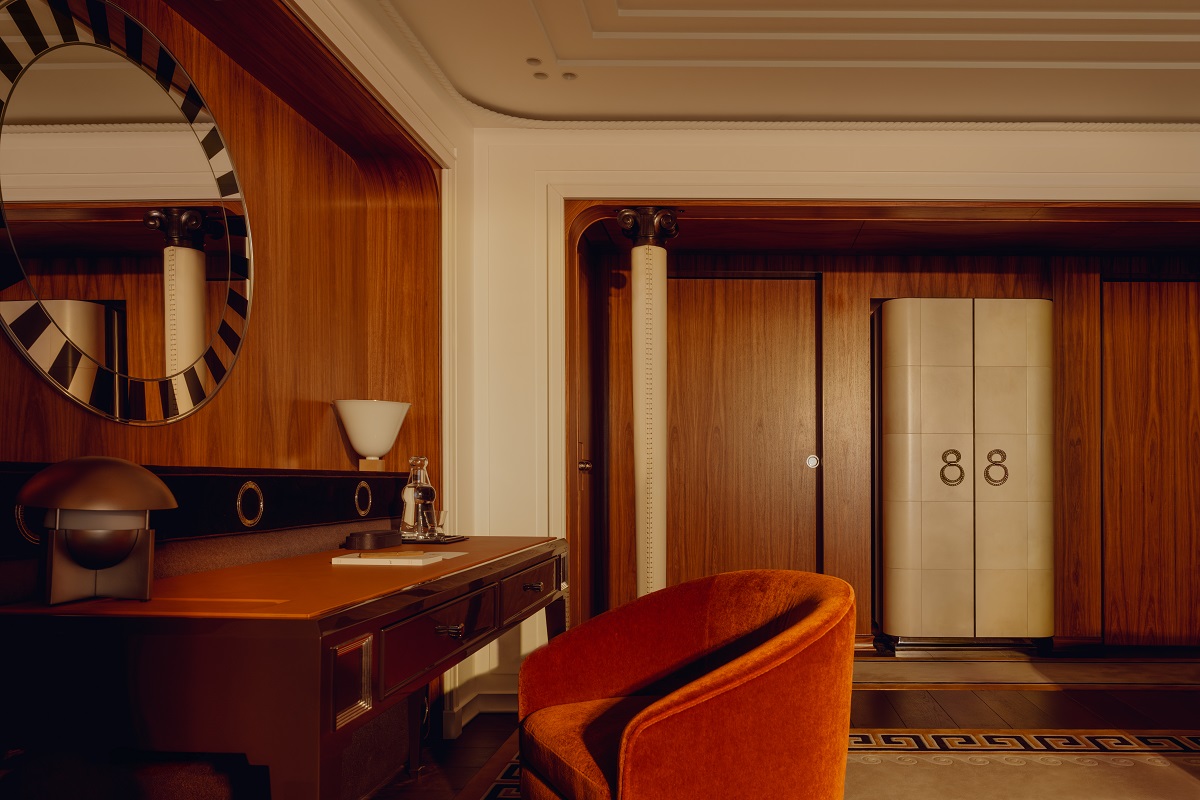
[852,688,1200,730]
[371,713,518,800]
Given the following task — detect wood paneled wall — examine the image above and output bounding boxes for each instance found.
[0,1,441,478]
[1102,280,1200,645]
[566,200,1200,639]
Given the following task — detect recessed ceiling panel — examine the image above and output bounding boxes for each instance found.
[388,0,1200,122]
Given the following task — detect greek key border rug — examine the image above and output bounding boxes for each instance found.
[849,730,1200,754]
[476,731,1200,800]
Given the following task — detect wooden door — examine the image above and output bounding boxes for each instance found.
[666,277,821,583]
[1102,281,1200,645]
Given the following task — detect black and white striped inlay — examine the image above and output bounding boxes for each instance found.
[0,0,251,423]
[1,0,239,197]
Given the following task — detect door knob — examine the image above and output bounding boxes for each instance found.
[577,460,593,473]
[806,455,820,469]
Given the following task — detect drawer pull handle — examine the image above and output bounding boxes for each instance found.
[523,582,545,592]
[434,624,466,639]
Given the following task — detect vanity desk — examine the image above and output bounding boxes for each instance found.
[0,535,567,800]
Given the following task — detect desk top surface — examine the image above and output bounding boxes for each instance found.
[1,536,562,620]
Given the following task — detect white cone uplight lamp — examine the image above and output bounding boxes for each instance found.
[334,399,411,471]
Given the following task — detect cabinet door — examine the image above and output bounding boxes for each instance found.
[882,298,975,637]
[881,298,1053,639]
[666,277,820,584]
[973,300,1054,638]
[1102,282,1200,645]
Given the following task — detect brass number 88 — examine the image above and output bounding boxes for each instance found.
[939,449,965,487]
[984,448,1009,486]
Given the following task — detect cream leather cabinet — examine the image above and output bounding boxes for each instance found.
[881,298,1053,640]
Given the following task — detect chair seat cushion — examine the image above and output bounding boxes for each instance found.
[521,695,661,800]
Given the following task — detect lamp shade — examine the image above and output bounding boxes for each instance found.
[18,456,176,603]
[334,399,410,459]
[17,456,177,512]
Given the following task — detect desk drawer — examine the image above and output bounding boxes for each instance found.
[500,558,557,626]
[381,586,496,696]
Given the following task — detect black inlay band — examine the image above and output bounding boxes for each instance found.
[230,254,250,281]
[226,215,247,238]
[180,84,204,123]
[0,248,24,292]
[0,40,25,84]
[203,347,226,384]
[201,127,223,159]
[216,172,238,197]
[10,303,51,349]
[85,0,109,46]
[48,341,82,388]
[158,380,178,419]
[153,48,175,92]
[122,16,142,67]
[217,320,241,353]
[89,369,115,415]
[48,0,78,43]
[183,367,205,405]
[10,1,49,56]
[126,379,146,421]
[226,287,248,319]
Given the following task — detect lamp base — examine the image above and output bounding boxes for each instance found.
[358,458,386,472]
[44,528,154,604]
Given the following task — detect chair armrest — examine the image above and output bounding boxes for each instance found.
[519,578,715,719]
[619,597,855,800]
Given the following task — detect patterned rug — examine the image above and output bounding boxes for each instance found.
[477,759,519,800]
[477,731,1200,799]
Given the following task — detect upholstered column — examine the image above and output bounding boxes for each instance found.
[618,206,677,597]
[145,208,222,409]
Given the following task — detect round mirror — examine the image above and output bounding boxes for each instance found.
[0,0,252,424]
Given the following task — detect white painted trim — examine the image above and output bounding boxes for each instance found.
[442,689,518,740]
[495,127,1200,554]
[281,0,461,166]
[545,188,567,544]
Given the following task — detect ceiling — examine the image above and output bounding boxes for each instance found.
[386,0,1200,124]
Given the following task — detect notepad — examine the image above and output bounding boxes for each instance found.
[331,551,442,566]
[331,551,468,566]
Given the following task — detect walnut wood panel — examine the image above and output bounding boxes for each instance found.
[603,249,638,611]
[585,200,1200,254]
[820,265,875,634]
[1052,258,1103,639]
[0,0,441,475]
[1102,281,1200,645]
[666,277,819,584]
[564,202,603,624]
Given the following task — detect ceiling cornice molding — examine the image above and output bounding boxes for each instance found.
[374,2,1200,134]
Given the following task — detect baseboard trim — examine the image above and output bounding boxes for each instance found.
[442,692,518,739]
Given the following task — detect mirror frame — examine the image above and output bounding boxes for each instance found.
[0,0,252,424]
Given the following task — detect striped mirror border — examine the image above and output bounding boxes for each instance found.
[0,0,252,423]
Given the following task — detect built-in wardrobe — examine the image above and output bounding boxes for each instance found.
[880,298,1054,641]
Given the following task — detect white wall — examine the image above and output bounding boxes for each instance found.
[471,125,1200,544]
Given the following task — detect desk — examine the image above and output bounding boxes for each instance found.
[0,536,567,800]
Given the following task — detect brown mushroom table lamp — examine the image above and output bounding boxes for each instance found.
[17,456,178,604]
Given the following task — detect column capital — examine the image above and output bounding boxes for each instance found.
[144,207,225,250]
[617,206,679,248]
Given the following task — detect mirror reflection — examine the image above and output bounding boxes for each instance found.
[0,2,251,424]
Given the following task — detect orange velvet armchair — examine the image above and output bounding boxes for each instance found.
[518,570,856,800]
